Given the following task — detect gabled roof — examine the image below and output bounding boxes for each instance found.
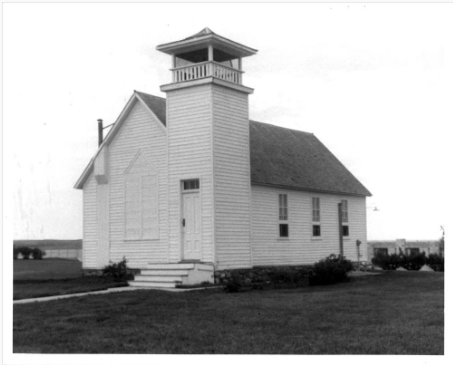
[249,121,371,197]
[74,91,166,189]
[135,91,166,126]
[75,92,371,197]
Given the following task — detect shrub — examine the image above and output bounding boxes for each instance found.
[102,257,129,282]
[223,272,242,293]
[308,254,354,286]
[426,254,444,272]
[20,246,32,260]
[400,252,426,271]
[31,247,46,260]
[372,252,402,270]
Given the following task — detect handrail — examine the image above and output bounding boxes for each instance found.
[170,61,244,73]
[171,61,243,84]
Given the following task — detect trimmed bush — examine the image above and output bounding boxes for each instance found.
[223,272,242,293]
[426,254,444,272]
[102,257,130,282]
[372,252,400,270]
[308,254,354,286]
[31,247,46,260]
[373,251,444,272]
[400,252,426,271]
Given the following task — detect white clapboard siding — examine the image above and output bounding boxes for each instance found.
[213,85,252,269]
[166,85,214,263]
[96,183,110,267]
[108,99,168,268]
[251,185,367,266]
[83,174,98,268]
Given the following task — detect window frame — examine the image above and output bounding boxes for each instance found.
[311,197,322,239]
[278,194,289,238]
[312,224,321,237]
[340,199,349,239]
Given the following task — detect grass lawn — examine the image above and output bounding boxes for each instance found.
[13,271,443,354]
[14,259,127,300]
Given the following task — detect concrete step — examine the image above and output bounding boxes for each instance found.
[146,263,195,270]
[134,275,183,283]
[128,281,177,288]
[140,269,190,276]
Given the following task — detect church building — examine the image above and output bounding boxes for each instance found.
[75,28,371,287]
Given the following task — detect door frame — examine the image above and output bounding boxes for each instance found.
[179,178,202,261]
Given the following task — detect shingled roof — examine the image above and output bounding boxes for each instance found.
[249,121,371,196]
[138,93,370,196]
[77,91,371,196]
[135,91,167,126]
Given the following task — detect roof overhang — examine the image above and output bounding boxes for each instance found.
[156,33,257,59]
[251,181,372,198]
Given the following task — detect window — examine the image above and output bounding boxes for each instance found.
[125,175,158,240]
[374,248,388,256]
[279,194,288,220]
[312,197,321,238]
[279,194,288,237]
[341,200,348,223]
[279,224,289,237]
[313,225,321,237]
[342,225,349,237]
[406,248,420,255]
[183,179,199,190]
[312,197,320,222]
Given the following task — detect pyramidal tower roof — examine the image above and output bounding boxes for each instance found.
[185,27,215,40]
[156,27,257,58]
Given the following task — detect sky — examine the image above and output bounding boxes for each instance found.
[4,2,453,241]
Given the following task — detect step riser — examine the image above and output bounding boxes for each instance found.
[146,264,195,270]
[140,270,190,276]
[128,281,176,288]
[134,276,183,283]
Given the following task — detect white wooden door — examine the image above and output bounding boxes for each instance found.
[182,192,202,260]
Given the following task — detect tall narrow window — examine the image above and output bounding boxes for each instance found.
[341,200,348,222]
[312,197,321,237]
[312,197,320,222]
[279,194,288,220]
[279,194,288,237]
[125,174,158,240]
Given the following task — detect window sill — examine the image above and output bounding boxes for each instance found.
[277,237,290,241]
[311,237,323,241]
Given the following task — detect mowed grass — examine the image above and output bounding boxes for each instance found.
[14,259,126,300]
[14,259,84,280]
[14,271,443,354]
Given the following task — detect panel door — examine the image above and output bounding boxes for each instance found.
[182,192,202,260]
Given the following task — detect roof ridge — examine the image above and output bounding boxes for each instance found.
[250,120,314,135]
[134,90,166,100]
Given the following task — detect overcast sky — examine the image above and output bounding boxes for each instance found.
[5,3,452,241]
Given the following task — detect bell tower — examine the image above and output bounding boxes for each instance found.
[157,28,257,269]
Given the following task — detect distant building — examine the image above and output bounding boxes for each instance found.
[368,239,441,260]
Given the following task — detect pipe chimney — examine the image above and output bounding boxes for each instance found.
[97,119,103,147]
